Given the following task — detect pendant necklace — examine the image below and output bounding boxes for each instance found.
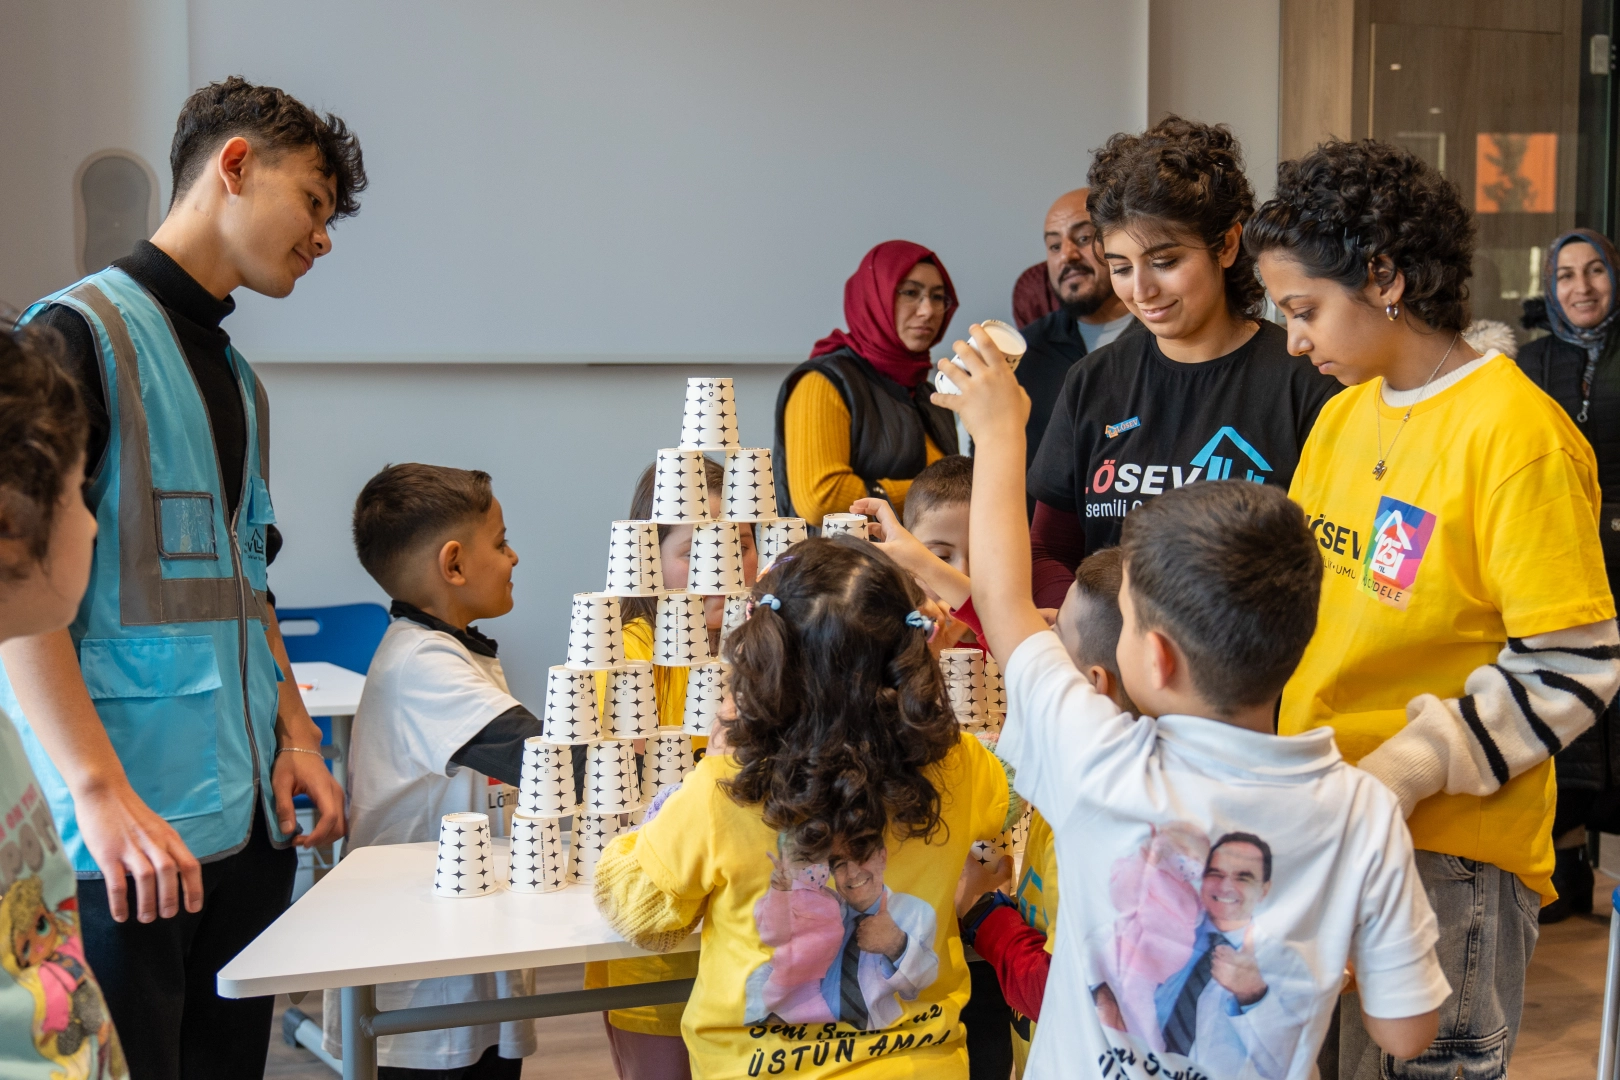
[1372,332,1459,481]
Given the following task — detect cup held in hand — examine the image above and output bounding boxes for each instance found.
[935,319,1027,395]
[820,513,869,540]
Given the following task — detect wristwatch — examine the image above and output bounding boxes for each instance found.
[959,890,1017,948]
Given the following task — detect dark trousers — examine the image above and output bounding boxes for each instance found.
[380,1044,522,1080]
[78,806,296,1080]
[961,959,1013,1080]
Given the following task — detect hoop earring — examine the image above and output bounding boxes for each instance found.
[1385,303,1400,321]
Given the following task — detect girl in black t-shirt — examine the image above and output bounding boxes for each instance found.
[1025,117,1339,607]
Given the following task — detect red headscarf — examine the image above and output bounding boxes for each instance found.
[810,240,958,388]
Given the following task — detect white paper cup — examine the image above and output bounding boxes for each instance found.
[721,448,777,521]
[519,736,579,816]
[682,661,728,735]
[564,592,625,670]
[605,520,665,596]
[642,730,697,802]
[984,652,1007,716]
[433,812,496,897]
[568,813,625,884]
[687,521,747,595]
[1011,804,1032,850]
[756,517,808,571]
[650,449,711,524]
[936,319,1028,395]
[583,740,642,814]
[653,592,711,666]
[508,813,567,894]
[940,647,990,728]
[677,378,741,452]
[821,513,869,540]
[542,665,602,744]
[970,830,1013,870]
[606,661,660,739]
[719,594,749,651]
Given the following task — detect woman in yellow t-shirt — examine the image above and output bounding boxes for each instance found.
[589,457,758,1080]
[595,538,1009,1080]
[1249,140,1620,1079]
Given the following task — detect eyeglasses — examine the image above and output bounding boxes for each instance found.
[896,286,951,307]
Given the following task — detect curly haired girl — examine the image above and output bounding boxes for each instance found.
[594,537,1011,1079]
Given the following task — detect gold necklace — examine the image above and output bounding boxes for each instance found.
[1372,333,1459,481]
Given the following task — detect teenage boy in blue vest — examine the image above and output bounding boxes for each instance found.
[0,77,363,1078]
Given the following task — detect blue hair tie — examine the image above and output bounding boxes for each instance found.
[757,594,781,611]
[905,610,936,638]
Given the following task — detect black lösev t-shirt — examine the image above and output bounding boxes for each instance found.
[1027,319,1341,553]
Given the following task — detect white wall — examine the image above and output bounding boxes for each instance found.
[1148,0,1281,200]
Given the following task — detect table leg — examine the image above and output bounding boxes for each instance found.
[341,984,377,1080]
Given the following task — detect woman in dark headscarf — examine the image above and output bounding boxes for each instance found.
[1517,227,1620,923]
[773,241,960,525]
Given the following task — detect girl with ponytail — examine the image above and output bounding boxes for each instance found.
[594,538,1011,1079]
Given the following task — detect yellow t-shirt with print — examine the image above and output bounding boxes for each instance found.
[1009,809,1058,1077]
[631,731,1008,1079]
[1281,354,1614,899]
[586,617,703,1036]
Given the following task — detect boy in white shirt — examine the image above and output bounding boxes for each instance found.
[327,463,545,1078]
[932,330,1449,1080]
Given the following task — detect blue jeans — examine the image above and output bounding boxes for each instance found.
[1327,851,1541,1080]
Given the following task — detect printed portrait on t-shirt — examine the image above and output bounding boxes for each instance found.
[744,837,940,1031]
[1086,825,1310,1080]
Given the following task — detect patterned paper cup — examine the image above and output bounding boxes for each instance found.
[820,513,869,540]
[650,448,711,524]
[720,448,776,521]
[519,737,579,816]
[433,812,496,897]
[507,813,567,894]
[969,830,1013,871]
[940,647,990,728]
[606,661,660,739]
[542,666,602,744]
[984,652,1007,716]
[936,319,1028,395]
[677,377,741,452]
[653,592,711,666]
[682,662,728,736]
[756,517,808,571]
[642,730,697,803]
[568,813,625,884]
[687,522,747,595]
[605,520,665,596]
[718,594,749,652]
[565,592,625,670]
[583,740,642,815]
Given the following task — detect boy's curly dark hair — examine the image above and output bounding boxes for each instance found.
[1244,139,1473,332]
[1087,116,1263,319]
[171,76,367,222]
[0,323,88,580]
[719,538,960,864]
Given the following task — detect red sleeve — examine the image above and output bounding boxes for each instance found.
[972,905,1051,1021]
[1029,500,1084,610]
[953,597,984,639]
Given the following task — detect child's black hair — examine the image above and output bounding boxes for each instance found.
[1071,547,1125,674]
[902,454,973,530]
[352,463,493,597]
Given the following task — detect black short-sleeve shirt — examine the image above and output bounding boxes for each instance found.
[1026,319,1341,553]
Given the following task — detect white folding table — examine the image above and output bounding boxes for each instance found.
[290,660,366,789]
[217,840,696,1080]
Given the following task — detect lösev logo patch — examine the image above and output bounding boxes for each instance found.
[1360,497,1437,610]
[1104,416,1141,439]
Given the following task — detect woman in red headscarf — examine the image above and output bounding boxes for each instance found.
[772,241,960,525]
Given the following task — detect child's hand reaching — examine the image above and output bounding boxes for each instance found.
[931,325,1031,443]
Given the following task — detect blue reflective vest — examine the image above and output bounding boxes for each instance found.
[0,267,286,871]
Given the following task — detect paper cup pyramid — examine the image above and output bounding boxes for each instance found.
[605,520,665,596]
[605,661,660,739]
[643,730,697,802]
[568,813,624,884]
[941,648,991,729]
[677,377,741,451]
[718,594,749,652]
[721,448,776,521]
[756,517,807,570]
[688,522,747,595]
[519,736,578,816]
[683,662,727,735]
[821,513,868,540]
[508,813,567,894]
[653,592,711,666]
[651,448,711,524]
[433,812,496,897]
[583,740,642,814]
[543,665,602,744]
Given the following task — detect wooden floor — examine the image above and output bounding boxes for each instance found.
[266,876,1620,1079]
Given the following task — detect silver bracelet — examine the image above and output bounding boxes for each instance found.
[277,746,324,758]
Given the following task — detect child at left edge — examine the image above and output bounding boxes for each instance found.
[330,463,543,1077]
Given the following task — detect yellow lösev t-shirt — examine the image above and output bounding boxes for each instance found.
[586,618,701,1036]
[1281,355,1614,898]
[633,732,1008,1079]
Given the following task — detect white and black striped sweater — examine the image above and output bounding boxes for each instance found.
[1357,621,1620,817]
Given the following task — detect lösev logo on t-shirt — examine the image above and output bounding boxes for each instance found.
[1086,427,1273,519]
[1358,497,1437,610]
